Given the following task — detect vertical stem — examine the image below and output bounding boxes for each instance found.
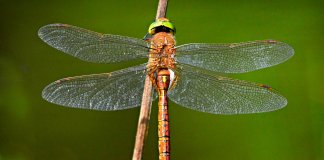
[156,0,168,19]
[132,0,168,160]
[132,76,153,160]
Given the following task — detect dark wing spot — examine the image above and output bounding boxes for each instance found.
[259,84,273,90]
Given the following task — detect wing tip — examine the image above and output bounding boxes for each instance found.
[261,39,295,67]
[278,42,295,65]
[38,23,70,39]
[287,44,295,58]
[41,81,56,103]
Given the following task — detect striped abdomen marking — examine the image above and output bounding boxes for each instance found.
[157,68,171,160]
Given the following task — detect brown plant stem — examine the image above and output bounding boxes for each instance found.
[132,76,153,160]
[132,0,168,160]
[156,0,168,19]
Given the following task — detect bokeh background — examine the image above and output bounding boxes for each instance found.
[0,0,323,159]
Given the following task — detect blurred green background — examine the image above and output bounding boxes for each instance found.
[0,0,323,159]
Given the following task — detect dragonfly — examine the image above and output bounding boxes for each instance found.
[38,18,294,160]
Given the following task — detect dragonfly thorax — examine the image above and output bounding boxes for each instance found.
[148,32,176,69]
[147,32,177,90]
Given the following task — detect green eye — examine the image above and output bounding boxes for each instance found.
[148,18,176,35]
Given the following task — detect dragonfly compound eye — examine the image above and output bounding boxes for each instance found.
[148,18,176,35]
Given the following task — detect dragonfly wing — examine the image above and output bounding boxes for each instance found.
[176,40,294,73]
[168,64,287,114]
[38,24,149,63]
[42,64,150,111]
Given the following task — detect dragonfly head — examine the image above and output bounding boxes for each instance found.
[147,18,176,36]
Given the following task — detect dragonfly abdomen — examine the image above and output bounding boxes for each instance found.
[157,68,171,160]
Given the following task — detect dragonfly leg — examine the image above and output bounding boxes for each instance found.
[147,66,159,90]
[169,74,179,92]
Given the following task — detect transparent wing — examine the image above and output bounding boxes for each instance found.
[38,24,149,63]
[42,64,149,111]
[176,40,294,73]
[168,64,287,114]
